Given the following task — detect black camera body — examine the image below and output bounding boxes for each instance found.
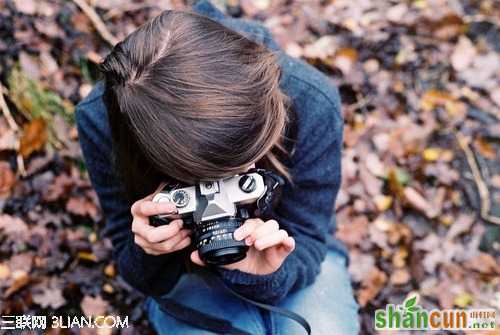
[150,169,284,266]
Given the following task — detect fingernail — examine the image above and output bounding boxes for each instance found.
[233,229,242,241]
[245,237,253,245]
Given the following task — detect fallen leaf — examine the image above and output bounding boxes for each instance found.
[19,118,47,158]
[0,214,29,240]
[66,196,99,220]
[474,137,496,160]
[445,214,474,240]
[454,292,473,308]
[336,216,369,246]
[13,0,36,15]
[390,268,411,285]
[77,252,98,263]
[4,271,30,298]
[451,36,476,71]
[357,267,387,307]
[403,187,438,218]
[104,264,116,278]
[0,263,11,280]
[422,147,441,162]
[0,129,18,151]
[303,35,337,59]
[463,253,499,274]
[81,295,108,317]
[373,195,393,212]
[0,162,16,198]
[33,286,66,309]
[334,48,358,74]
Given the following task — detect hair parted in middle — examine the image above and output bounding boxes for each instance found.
[100,9,292,199]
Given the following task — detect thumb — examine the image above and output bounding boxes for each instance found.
[190,250,206,266]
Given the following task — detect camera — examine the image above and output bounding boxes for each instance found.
[150,169,284,266]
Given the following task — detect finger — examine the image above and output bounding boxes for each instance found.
[143,247,160,255]
[190,250,206,266]
[134,234,153,249]
[131,217,153,238]
[233,218,263,241]
[135,236,160,255]
[170,236,192,252]
[282,236,296,253]
[250,219,279,241]
[153,229,190,252]
[132,200,177,218]
[254,229,289,251]
[145,220,183,243]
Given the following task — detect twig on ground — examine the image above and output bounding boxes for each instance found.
[455,130,500,225]
[0,84,19,132]
[72,0,119,46]
[0,84,26,176]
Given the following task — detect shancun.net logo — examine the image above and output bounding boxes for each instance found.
[375,294,497,331]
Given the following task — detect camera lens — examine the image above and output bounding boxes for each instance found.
[193,218,248,265]
[171,190,189,208]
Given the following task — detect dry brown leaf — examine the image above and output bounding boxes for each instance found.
[33,285,66,309]
[104,264,116,278]
[0,162,16,198]
[13,0,37,15]
[463,253,499,275]
[66,196,99,220]
[451,36,476,71]
[474,137,496,160]
[334,48,358,74]
[0,129,18,151]
[0,214,29,240]
[446,214,474,240]
[0,263,11,280]
[390,268,411,285]
[336,216,369,246]
[357,267,387,307]
[4,271,30,298]
[403,187,438,218]
[19,118,47,158]
[81,295,109,317]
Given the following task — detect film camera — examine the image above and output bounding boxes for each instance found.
[150,169,284,266]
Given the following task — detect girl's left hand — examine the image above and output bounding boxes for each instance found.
[190,218,295,275]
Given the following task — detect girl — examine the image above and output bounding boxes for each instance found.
[76,0,359,334]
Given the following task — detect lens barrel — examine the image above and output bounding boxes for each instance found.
[194,217,248,265]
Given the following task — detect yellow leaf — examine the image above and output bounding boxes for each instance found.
[439,215,454,226]
[420,89,455,111]
[374,195,393,211]
[454,292,473,308]
[423,148,441,161]
[102,283,114,294]
[392,248,408,268]
[77,252,97,262]
[104,264,116,278]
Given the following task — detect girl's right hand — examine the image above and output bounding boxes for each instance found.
[130,195,191,255]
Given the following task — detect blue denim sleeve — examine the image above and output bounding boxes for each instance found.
[216,85,344,304]
[75,86,186,297]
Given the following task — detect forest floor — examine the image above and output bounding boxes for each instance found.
[0,0,499,334]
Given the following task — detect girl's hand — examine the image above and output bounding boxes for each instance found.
[130,191,191,255]
[190,218,295,275]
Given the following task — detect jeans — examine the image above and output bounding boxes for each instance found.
[143,250,360,335]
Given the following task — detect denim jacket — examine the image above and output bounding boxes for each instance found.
[76,0,347,303]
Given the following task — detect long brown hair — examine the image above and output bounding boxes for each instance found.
[100,9,291,200]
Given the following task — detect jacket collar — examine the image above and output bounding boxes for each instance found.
[191,0,281,52]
